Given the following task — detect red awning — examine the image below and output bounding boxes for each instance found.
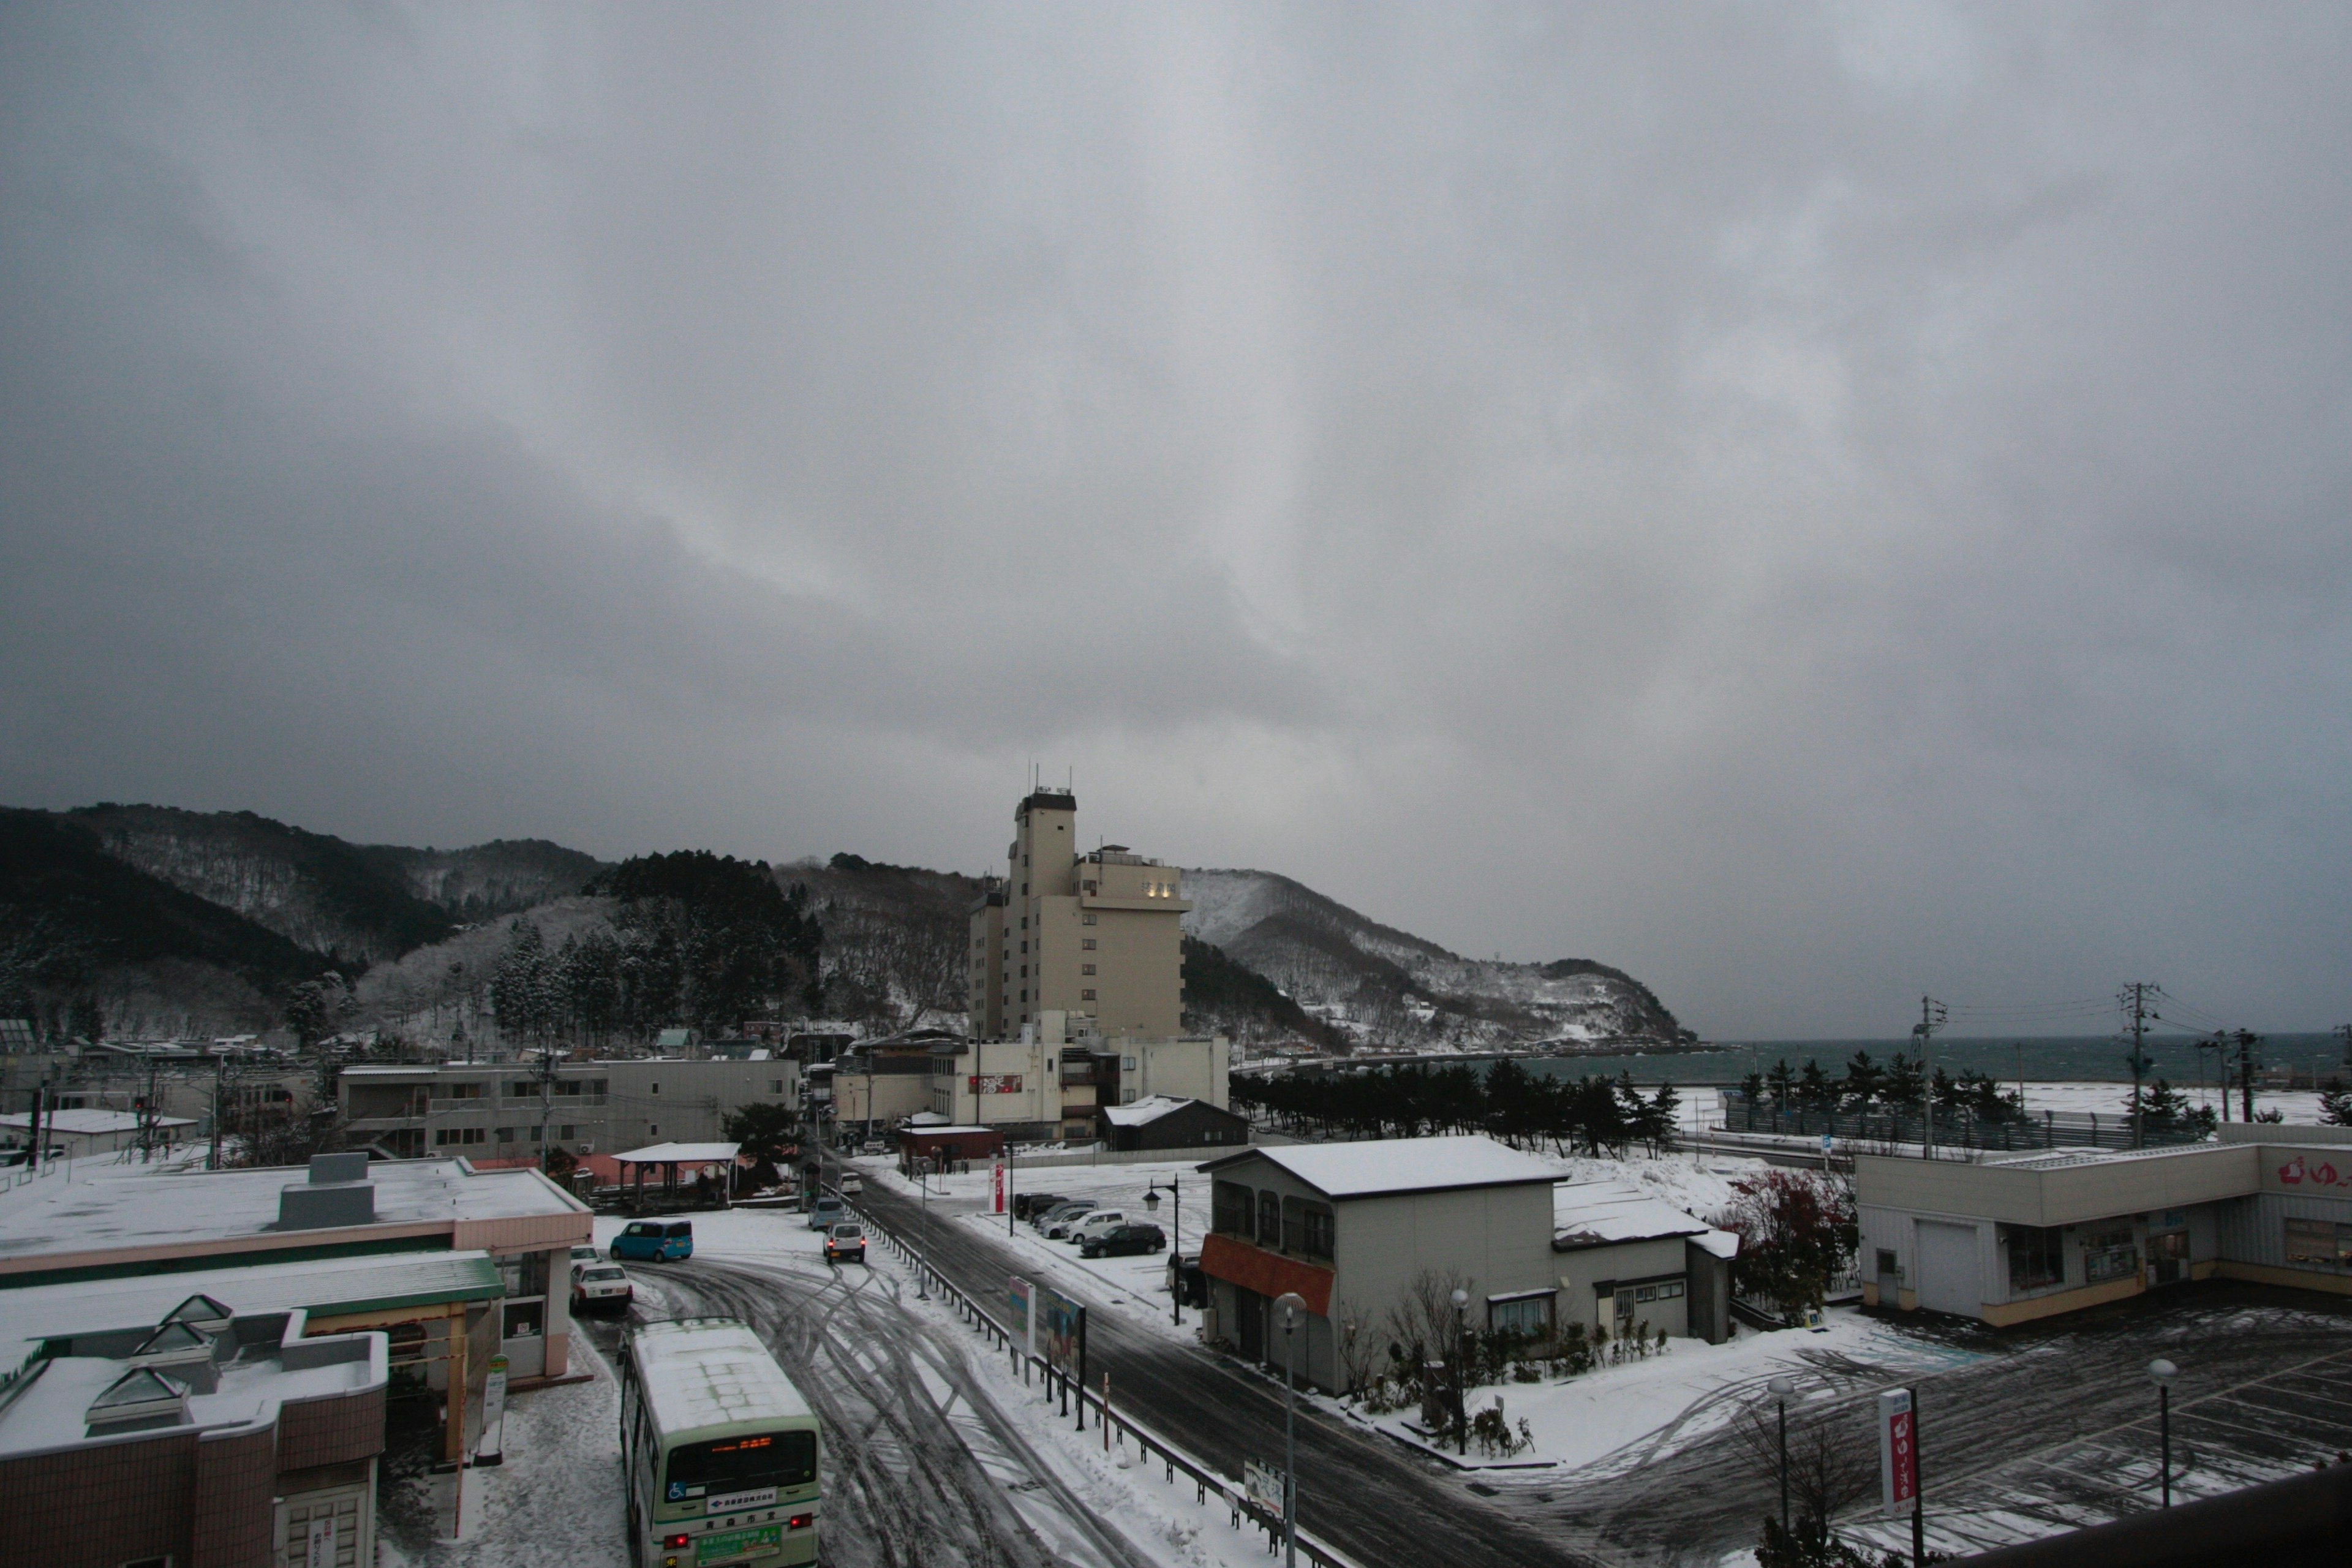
[1199,1233,1334,1317]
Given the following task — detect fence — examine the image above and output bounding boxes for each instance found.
[1717,1093,2211,1154]
[842,1188,1361,1568]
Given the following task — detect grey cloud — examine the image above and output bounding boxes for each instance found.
[2,3,2348,1034]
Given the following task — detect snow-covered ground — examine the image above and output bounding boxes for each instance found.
[1335,1305,1970,1473]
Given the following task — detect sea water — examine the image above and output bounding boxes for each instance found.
[1513,1033,2348,1087]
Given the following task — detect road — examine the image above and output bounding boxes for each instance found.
[580,1246,1158,1568]
[856,1175,1606,1568]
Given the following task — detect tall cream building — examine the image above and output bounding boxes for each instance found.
[969,788,1189,1042]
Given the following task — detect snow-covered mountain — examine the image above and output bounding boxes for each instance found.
[1182,868,1688,1049]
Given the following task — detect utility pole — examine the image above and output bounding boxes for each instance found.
[2233,1030,2261,1123]
[2120,985,2156,1150]
[1912,997,1947,1160]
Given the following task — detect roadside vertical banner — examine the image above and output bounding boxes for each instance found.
[992,1161,1006,1213]
[1008,1276,1035,1356]
[1039,1283,1086,1379]
[1879,1388,1918,1514]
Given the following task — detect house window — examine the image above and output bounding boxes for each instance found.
[771,1080,785,1094]
[650,1083,660,1095]
[1257,1190,1283,1248]
[1121,1056,1136,1070]
[2285,1218,2352,1271]
[1284,1199,1335,1259]
[559,1125,576,1139]
[1081,990,1096,1001]
[1875,1249,1901,1279]
[1488,1294,1553,1338]
[1213,1181,1253,1236]
[495,1128,515,1144]
[2003,1225,2065,1291]
[647,1124,658,1137]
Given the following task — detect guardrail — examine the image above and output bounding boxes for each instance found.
[842,1188,1361,1568]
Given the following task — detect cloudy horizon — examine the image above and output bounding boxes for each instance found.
[3,4,2347,1038]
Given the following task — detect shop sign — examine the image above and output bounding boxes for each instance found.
[1879,1388,1917,1514]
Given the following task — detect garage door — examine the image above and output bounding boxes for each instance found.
[1914,1221,1981,1317]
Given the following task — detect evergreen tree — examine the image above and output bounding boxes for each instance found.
[2319,1079,2352,1128]
[1840,1051,1884,1109]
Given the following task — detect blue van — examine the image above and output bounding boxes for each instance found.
[609,1219,693,1262]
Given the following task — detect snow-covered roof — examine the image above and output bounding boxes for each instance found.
[0,1332,382,1459]
[0,1110,197,1136]
[0,1158,586,1267]
[632,1318,813,1438]
[1102,1095,1203,1128]
[0,1250,503,1369]
[614,1142,739,1165]
[1551,1179,1710,1249]
[1198,1135,1565,1199]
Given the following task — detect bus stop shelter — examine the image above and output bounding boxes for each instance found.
[614,1142,741,1210]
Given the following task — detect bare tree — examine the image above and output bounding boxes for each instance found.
[1726,1395,1879,1529]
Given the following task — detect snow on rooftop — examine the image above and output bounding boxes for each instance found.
[0,1250,502,1370]
[1552,1179,1708,1245]
[0,1109,197,1136]
[614,1142,740,1165]
[1550,1177,1741,1258]
[1101,1095,1198,1128]
[1205,1135,1566,1198]
[633,1318,813,1436]
[0,1338,380,1458]
[0,1158,584,1262]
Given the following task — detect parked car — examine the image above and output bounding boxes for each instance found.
[808,1196,846,1231]
[1079,1223,1166,1259]
[1038,1202,1096,1238]
[1066,1210,1134,1245]
[837,1172,864,1196]
[1012,1192,1067,1221]
[609,1219,693,1262]
[569,1243,601,1268]
[571,1261,634,1311]
[823,1222,867,1264]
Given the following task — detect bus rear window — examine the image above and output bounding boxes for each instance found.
[666,1430,815,1494]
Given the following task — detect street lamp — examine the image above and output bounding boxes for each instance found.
[1275,1290,1307,1568]
[2150,1358,2179,1507]
[1767,1376,1795,1528]
[1450,1287,1471,1457]
[916,1152,930,1301]
[1144,1177,1182,1326]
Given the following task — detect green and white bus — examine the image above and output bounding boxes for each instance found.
[620,1317,823,1568]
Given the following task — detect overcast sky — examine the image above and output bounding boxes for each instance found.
[4,4,2347,1038]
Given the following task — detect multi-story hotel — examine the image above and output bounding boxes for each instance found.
[968,788,1189,1042]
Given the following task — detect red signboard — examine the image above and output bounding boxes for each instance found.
[967,1074,1023,1095]
[992,1161,1006,1213]
[1879,1389,1918,1513]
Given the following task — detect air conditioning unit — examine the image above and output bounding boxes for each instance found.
[578,1142,595,1154]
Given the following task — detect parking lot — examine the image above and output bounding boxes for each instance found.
[1518,1280,2352,1562]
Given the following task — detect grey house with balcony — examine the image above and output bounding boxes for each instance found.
[1194,1135,1567,1392]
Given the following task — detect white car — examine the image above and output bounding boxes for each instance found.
[838,1172,864,1196]
[1067,1210,1133,1245]
[569,1243,600,1268]
[570,1261,633,1313]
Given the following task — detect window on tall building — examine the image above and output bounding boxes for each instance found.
[1082,938,1096,951]
[1081,989,1096,1000]
[1082,913,1098,926]
[1082,964,1096,975]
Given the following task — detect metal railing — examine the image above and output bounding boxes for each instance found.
[1719,1094,2212,1153]
[843,1189,1361,1568]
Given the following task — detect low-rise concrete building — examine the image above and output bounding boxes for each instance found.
[340,1057,799,1162]
[0,1153,588,1392]
[924,1012,1231,1142]
[1856,1126,2352,1325]
[0,1299,388,1568]
[1,1107,197,1159]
